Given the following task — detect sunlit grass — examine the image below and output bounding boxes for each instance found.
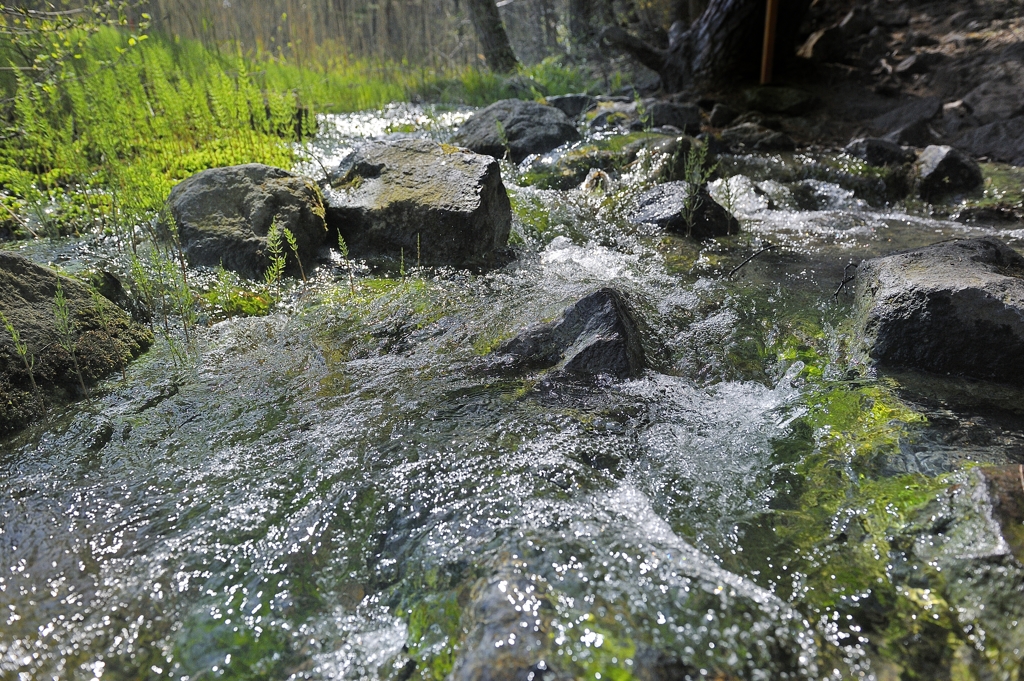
[0,28,595,240]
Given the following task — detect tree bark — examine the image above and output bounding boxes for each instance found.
[604,0,809,92]
[466,0,520,74]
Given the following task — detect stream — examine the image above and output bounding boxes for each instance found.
[2,103,1024,681]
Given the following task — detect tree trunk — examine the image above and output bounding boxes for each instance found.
[568,0,593,44]
[604,0,809,92]
[466,0,520,74]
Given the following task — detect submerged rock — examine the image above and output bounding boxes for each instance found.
[324,139,512,267]
[0,253,153,434]
[915,145,983,201]
[492,288,645,381]
[449,574,552,681]
[854,237,1024,383]
[160,164,328,279]
[452,99,581,164]
[973,465,1024,564]
[630,181,740,240]
[844,137,916,166]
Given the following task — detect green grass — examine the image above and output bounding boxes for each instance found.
[0,26,595,241]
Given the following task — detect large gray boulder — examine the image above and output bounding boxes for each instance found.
[0,253,153,434]
[630,181,740,240]
[324,139,511,267]
[160,164,328,279]
[916,145,983,201]
[854,237,1024,383]
[452,99,582,164]
[491,288,645,381]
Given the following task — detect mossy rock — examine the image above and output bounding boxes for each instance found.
[0,252,153,435]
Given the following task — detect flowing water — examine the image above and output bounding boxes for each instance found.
[3,104,1024,681]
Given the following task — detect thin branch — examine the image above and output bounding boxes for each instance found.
[727,243,777,278]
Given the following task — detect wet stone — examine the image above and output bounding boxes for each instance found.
[630,181,740,240]
[0,253,154,434]
[160,163,328,279]
[646,101,702,133]
[854,236,1024,384]
[708,103,738,128]
[974,465,1024,564]
[916,144,983,201]
[844,137,917,166]
[545,93,597,119]
[452,98,581,164]
[324,139,512,267]
[490,288,645,381]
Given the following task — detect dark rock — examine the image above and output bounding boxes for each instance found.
[1000,41,1024,63]
[845,137,916,166]
[972,466,1024,564]
[630,181,740,240]
[916,145,983,201]
[952,206,1024,226]
[839,5,875,35]
[452,99,581,164]
[894,52,945,75]
[0,253,154,434]
[589,101,638,131]
[853,237,1024,383]
[719,123,796,152]
[877,7,909,26]
[449,574,553,681]
[956,116,1024,166]
[871,96,941,135]
[709,103,739,128]
[797,26,846,62]
[742,86,818,115]
[962,81,1024,125]
[160,164,327,279]
[492,288,645,381]
[940,100,978,136]
[324,139,511,267]
[89,270,151,324]
[646,101,702,133]
[882,118,937,147]
[545,93,597,119]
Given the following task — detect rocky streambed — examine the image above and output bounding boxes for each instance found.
[2,101,1024,681]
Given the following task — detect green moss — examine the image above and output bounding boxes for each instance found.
[970,163,1024,209]
[745,321,974,675]
[405,593,463,681]
[202,268,274,319]
[509,190,551,237]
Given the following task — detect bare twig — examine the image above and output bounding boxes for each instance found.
[834,262,859,300]
[727,243,777,278]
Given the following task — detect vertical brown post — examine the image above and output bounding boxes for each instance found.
[760,0,780,84]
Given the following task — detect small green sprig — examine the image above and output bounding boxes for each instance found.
[53,279,88,396]
[1,310,36,391]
